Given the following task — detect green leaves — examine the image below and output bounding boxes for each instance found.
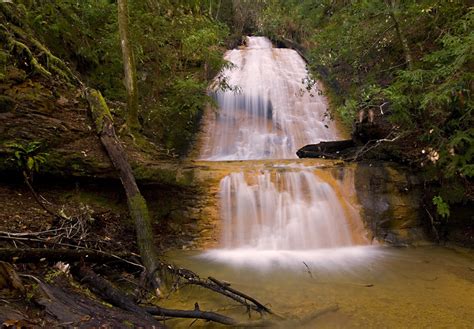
[432,195,450,219]
[6,141,48,176]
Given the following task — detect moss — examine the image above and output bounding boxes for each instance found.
[175,167,195,186]
[86,89,113,134]
[0,49,8,65]
[131,163,174,184]
[40,151,111,178]
[129,193,148,214]
[128,193,156,265]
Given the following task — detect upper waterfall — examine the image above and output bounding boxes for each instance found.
[200,36,338,160]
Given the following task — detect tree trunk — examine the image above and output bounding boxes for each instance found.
[385,0,413,69]
[86,89,160,289]
[117,0,140,130]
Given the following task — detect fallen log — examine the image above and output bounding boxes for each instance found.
[296,140,356,159]
[34,279,164,328]
[86,88,161,290]
[74,265,238,326]
[0,247,141,269]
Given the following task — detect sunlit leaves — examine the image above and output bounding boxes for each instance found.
[432,195,450,218]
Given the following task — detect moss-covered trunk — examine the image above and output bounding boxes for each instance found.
[86,88,160,288]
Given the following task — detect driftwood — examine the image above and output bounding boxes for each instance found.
[297,120,402,161]
[74,265,238,326]
[0,246,274,318]
[86,89,161,289]
[145,305,237,325]
[34,279,164,328]
[0,248,262,327]
[163,263,274,316]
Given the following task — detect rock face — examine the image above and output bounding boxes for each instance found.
[353,163,426,245]
[187,160,428,248]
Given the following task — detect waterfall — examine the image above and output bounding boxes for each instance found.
[220,170,355,249]
[199,37,372,266]
[200,36,338,161]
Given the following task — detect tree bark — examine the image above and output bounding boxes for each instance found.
[117,0,140,130]
[86,88,160,288]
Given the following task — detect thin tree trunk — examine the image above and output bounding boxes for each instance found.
[86,88,160,290]
[215,0,221,20]
[117,0,140,130]
[385,0,413,69]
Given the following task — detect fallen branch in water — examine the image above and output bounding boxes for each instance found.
[162,262,274,316]
[208,276,273,314]
[146,304,238,325]
[74,265,238,326]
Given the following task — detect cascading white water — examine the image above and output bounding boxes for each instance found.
[200,37,373,267]
[219,170,355,249]
[200,36,338,161]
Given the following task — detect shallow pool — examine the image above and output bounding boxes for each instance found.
[159,246,474,328]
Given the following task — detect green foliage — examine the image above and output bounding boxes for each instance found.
[146,77,210,153]
[6,141,48,176]
[19,0,123,99]
[257,0,473,209]
[15,0,229,154]
[386,8,473,179]
[432,195,450,219]
[127,0,228,153]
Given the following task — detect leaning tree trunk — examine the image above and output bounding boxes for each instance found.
[117,0,140,130]
[86,89,160,290]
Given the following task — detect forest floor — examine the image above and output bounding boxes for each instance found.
[0,69,205,327]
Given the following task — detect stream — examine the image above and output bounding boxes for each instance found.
[165,36,474,328]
